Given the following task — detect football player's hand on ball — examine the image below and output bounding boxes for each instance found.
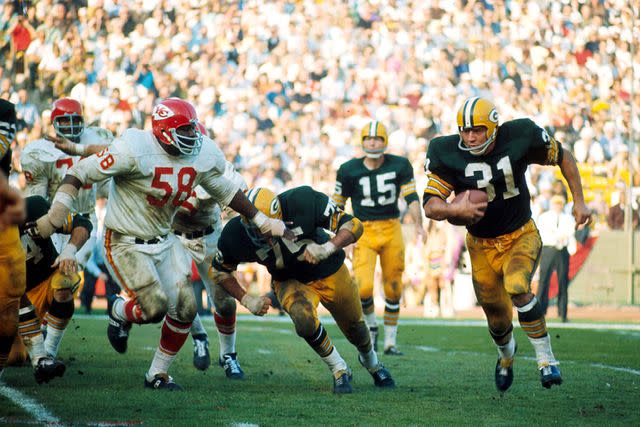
[241,294,271,316]
[448,190,488,226]
[303,242,337,264]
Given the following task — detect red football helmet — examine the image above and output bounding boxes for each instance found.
[51,98,84,142]
[151,98,202,156]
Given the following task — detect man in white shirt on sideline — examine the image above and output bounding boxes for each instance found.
[536,195,576,323]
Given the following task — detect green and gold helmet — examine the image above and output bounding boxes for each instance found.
[456,97,499,156]
[360,121,388,158]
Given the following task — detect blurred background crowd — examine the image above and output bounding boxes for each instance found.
[1,0,639,312]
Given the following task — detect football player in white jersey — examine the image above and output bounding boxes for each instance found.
[27,98,284,390]
[21,98,113,265]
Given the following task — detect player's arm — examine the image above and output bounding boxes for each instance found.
[201,171,293,239]
[45,134,108,156]
[303,189,364,264]
[526,122,591,228]
[29,141,132,238]
[53,213,93,275]
[210,247,270,316]
[422,150,485,224]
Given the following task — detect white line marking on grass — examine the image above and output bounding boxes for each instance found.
[232,423,260,427]
[0,382,62,425]
[257,349,272,354]
[414,346,640,376]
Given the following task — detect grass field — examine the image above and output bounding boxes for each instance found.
[1,315,639,426]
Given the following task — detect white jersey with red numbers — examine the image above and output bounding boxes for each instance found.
[172,159,247,234]
[68,128,240,240]
[21,127,113,215]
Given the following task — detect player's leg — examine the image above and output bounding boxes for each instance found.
[189,311,210,370]
[504,222,561,389]
[18,291,66,383]
[466,233,516,392]
[0,228,26,379]
[42,271,81,358]
[275,278,351,393]
[144,237,196,390]
[104,233,170,354]
[352,230,379,351]
[320,265,395,389]
[379,220,405,355]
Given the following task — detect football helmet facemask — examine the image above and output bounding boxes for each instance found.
[51,98,84,143]
[360,121,388,159]
[152,98,202,156]
[456,97,499,156]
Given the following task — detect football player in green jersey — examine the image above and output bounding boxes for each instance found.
[332,121,425,355]
[423,97,591,392]
[211,186,395,394]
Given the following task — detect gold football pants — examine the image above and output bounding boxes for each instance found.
[0,227,26,340]
[274,264,371,352]
[466,219,541,333]
[353,218,405,301]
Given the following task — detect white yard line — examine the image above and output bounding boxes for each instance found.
[0,382,62,425]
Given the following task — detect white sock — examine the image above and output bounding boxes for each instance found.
[497,335,516,360]
[24,334,47,366]
[44,326,65,357]
[112,297,127,322]
[218,331,236,358]
[190,314,207,338]
[528,335,558,368]
[147,348,175,380]
[384,324,398,349]
[321,347,348,376]
[359,348,379,371]
[364,312,377,328]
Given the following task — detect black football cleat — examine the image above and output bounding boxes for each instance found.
[495,344,517,392]
[219,352,244,379]
[540,365,563,389]
[192,335,211,371]
[370,365,395,388]
[34,357,66,384]
[383,346,403,356]
[144,373,183,391]
[333,370,353,394]
[107,295,132,354]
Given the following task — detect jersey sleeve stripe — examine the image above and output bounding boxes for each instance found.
[400,180,417,197]
[426,173,453,192]
[331,193,347,207]
[0,133,9,159]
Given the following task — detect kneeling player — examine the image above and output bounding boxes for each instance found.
[211,186,396,393]
[16,195,91,383]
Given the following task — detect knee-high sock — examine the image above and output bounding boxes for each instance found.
[147,316,191,378]
[490,323,516,360]
[383,298,400,348]
[517,297,557,367]
[305,323,347,376]
[44,298,74,357]
[214,311,236,357]
[113,297,145,324]
[18,304,47,365]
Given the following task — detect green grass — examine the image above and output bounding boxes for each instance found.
[1,316,639,426]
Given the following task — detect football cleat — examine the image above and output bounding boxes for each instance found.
[144,373,183,391]
[358,355,395,388]
[192,335,211,371]
[383,346,403,356]
[219,353,244,379]
[370,326,379,352]
[540,365,562,389]
[34,356,66,384]
[107,295,132,354]
[495,343,517,392]
[333,369,353,394]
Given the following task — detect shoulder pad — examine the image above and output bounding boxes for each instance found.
[21,139,63,163]
[190,136,226,173]
[82,127,114,144]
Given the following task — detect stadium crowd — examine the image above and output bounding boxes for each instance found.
[1,0,639,309]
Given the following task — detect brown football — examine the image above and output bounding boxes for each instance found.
[447,189,488,226]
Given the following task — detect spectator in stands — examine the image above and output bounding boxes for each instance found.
[607,188,639,231]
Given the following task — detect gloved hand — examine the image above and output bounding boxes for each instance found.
[240,293,271,316]
[303,241,337,264]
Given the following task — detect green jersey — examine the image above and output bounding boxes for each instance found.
[213,186,355,283]
[423,118,563,238]
[333,154,418,221]
[18,196,93,291]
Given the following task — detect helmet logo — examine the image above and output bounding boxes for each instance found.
[152,104,175,120]
[489,109,499,123]
[269,198,280,216]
